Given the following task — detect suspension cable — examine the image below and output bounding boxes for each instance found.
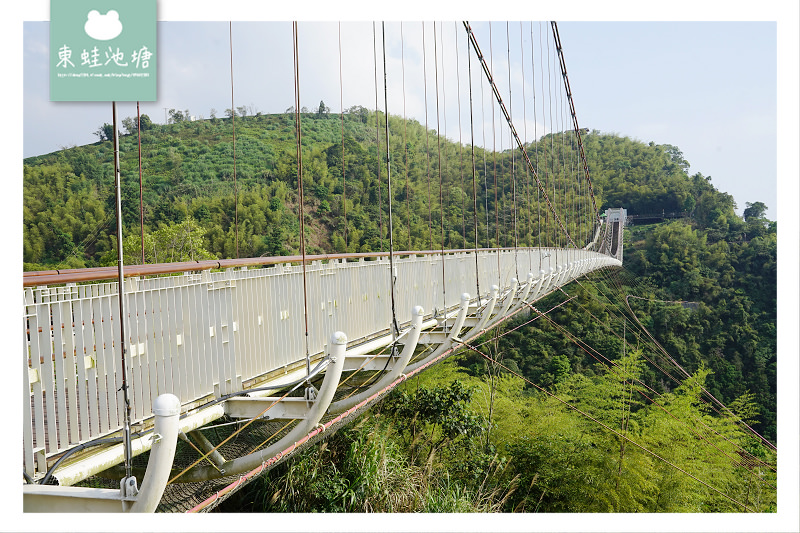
[381,22,400,338]
[551,21,600,228]
[229,22,239,258]
[291,21,311,377]
[463,21,577,252]
[401,22,411,251]
[373,22,384,251]
[422,22,433,251]
[455,22,467,248]
[506,22,519,281]
[136,101,144,264]
[489,23,500,283]
[467,27,482,305]
[500,100,508,249]
[539,22,548,254]
[556,53,568,260]
[535,300,777,477]
[111,100,132,481]
[519,22,532,260]
[455,339,757,512]
[433,22,447,317]
[338,22,347,250]
[532,22,541,268]
[437,22,450,251]
[480,54,489,250]
[546,23,557,259]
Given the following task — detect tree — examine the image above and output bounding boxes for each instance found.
[139,114,153,131]
[682,194,696,213]
[662,144,689,170]
[382,380,484,465]
[122,216,216,264]
[743,201,767,222]
[120,114,153,134]
[317,100,330,117]
[347,105,369,123]
[121,116,137,135]
[549,354,571,386]
[93,123,114,141]
[168,108,190,123]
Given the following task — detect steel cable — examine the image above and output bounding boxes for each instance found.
[467,27,482,305]
[291,22,311,377]
[338,22,347,250]
[380,22,400,338]
[529,295,777,478]
[229,22,238,259]
[422,22,434,251]
[373,22,384,252]
[455,338,757,512]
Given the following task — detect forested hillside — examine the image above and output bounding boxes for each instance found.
[23,110,777,512]
[24,108,597,268]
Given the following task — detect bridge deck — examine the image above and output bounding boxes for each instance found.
[23,245,622,496]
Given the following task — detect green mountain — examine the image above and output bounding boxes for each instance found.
[24,110,607,268]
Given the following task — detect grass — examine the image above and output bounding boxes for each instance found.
[218,412,516,513]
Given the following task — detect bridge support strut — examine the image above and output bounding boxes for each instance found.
[170,332,348,483]
[23,394,181,513]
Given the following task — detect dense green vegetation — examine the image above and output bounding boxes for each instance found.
[23,109,776,512]
[23,109,598,269]
[458,221,777,443]
[221,355,775,513]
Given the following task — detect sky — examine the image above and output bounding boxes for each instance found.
[22,18,779,217]
[6,2,800,532]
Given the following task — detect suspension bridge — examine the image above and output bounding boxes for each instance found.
[22,20,628,512]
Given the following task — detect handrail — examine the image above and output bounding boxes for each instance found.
[23,244,621,485]
[22,247,539,287]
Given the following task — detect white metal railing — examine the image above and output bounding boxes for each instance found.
[23,247,618,480]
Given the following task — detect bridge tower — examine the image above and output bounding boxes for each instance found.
[601,207,627,262]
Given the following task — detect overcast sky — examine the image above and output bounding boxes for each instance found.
[21,15,782,218]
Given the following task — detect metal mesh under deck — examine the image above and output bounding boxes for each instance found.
[76,370,394,513]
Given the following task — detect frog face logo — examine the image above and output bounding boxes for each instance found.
[84,10,123,41]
